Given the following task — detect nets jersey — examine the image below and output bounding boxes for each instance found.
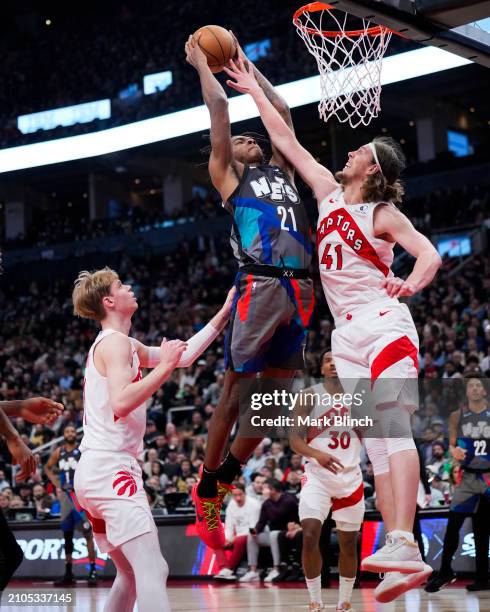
[80,329,146,459]
[224,164,312,269]
[457,405,490,471]
[305,383,362,471]
[58,446,81,491]
[317,187,397,323]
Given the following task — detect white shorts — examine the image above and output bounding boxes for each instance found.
[74,450,154,553]
[332,301,419,412]
[299,464,365,530]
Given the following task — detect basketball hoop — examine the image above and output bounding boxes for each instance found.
[293,2,397,128]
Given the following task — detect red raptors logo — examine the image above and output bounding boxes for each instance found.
[112,470,137,497]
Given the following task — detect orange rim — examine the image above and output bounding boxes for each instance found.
[293,2,395,38]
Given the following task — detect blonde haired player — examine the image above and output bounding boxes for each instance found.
[224,58,441,602]
[291,350,363,612]
[72,267,234,612]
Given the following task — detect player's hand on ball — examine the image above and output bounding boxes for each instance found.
[20,397,64,426]
[223,57,260,95]
[228,30,247,63]
[160,338,188,369]
[380,277,416,298]
[314,451,344,474]
[8,436,37,482]
[450,445,467,461]
[185,34,208,69]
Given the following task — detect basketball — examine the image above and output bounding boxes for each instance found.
[192,25,237,73]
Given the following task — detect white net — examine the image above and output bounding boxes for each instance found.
[294,3,392,128]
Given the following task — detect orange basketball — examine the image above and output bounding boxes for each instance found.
[192,25,237,73]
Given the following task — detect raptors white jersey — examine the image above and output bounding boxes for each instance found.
[305,383,362,471]
[80,329,146,459]
[317,188,398,323]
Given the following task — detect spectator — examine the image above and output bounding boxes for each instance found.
[246,473,266,503]
[281,454,304,483]
[0,470,10,492]
[214,484,261,581]
[243,445,267,481]
[239,479,299,583]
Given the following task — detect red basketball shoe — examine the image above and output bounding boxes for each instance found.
[191,484,225,549]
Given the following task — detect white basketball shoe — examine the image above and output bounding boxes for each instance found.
[374,564,433,603]
[361,533,425,574]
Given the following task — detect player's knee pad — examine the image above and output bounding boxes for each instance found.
[386,436,416,456]
[335,521,361,532]
[365,437,390,476]
[64,530,74,556]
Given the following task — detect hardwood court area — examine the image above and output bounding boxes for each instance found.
[6,580,490,611]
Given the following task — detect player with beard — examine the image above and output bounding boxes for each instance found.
[224,58,442,601]
[45,424,98,586]
[185,35,314,549]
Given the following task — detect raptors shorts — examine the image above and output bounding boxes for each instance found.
[74,450,154,553]
[450,470,490,514]
[224,270,314,373]
[299,464,365,530]
[331,301,419,412]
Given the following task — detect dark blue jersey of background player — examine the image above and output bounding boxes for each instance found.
[450,376,490,471]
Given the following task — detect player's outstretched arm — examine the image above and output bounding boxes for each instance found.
[224,58,338,203]
[136,287,236,369]
[374,206,442,298]
[0,397,63,425]
[100,334,187,418]
[231,32,295,178]
[185,34,241,200]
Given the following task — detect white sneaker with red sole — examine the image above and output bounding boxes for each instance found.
[374,564,433,603]
[361,534,425,574]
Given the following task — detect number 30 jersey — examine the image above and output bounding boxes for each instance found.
[224,164,312,270]
[305,383,362,471]
[317,188,397,324]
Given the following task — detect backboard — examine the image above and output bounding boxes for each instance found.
[327,0,490,67]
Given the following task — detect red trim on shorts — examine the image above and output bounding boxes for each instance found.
[317,208,390,276]
[332,482,364,511]
[68,490,83,513]
[237,274,254,322]
[370,335,419,384]
[290,279,315,327]
[85,510,107,534]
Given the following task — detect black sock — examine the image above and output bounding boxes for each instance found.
[90,562,96,572]
[197,467,218,498]
[216,452,243,485]
[66,562,73,576]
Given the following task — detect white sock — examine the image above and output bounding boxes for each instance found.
[338,576,355,606]
[306,575,322,604]
[391,529,414,542]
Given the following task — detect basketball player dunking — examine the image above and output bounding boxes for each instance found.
[45,424,98,586]
[291,350,363,612]
[185,35,314,548]
[72,268,234,612]
[224,58,442,601]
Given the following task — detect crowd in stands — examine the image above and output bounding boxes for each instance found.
[0,0,348,149]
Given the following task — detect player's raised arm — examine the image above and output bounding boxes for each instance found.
[224,58,338,203]
[231,32,295,179]
[136,287,236,369]
[374,205,442,298]
[100,333,187,418]
[185,34,242,200]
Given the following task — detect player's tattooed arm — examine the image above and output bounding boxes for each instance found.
[374,205,442,297]
[224,58,338,203]
[185,34,242,200]
[230,31,295,178]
